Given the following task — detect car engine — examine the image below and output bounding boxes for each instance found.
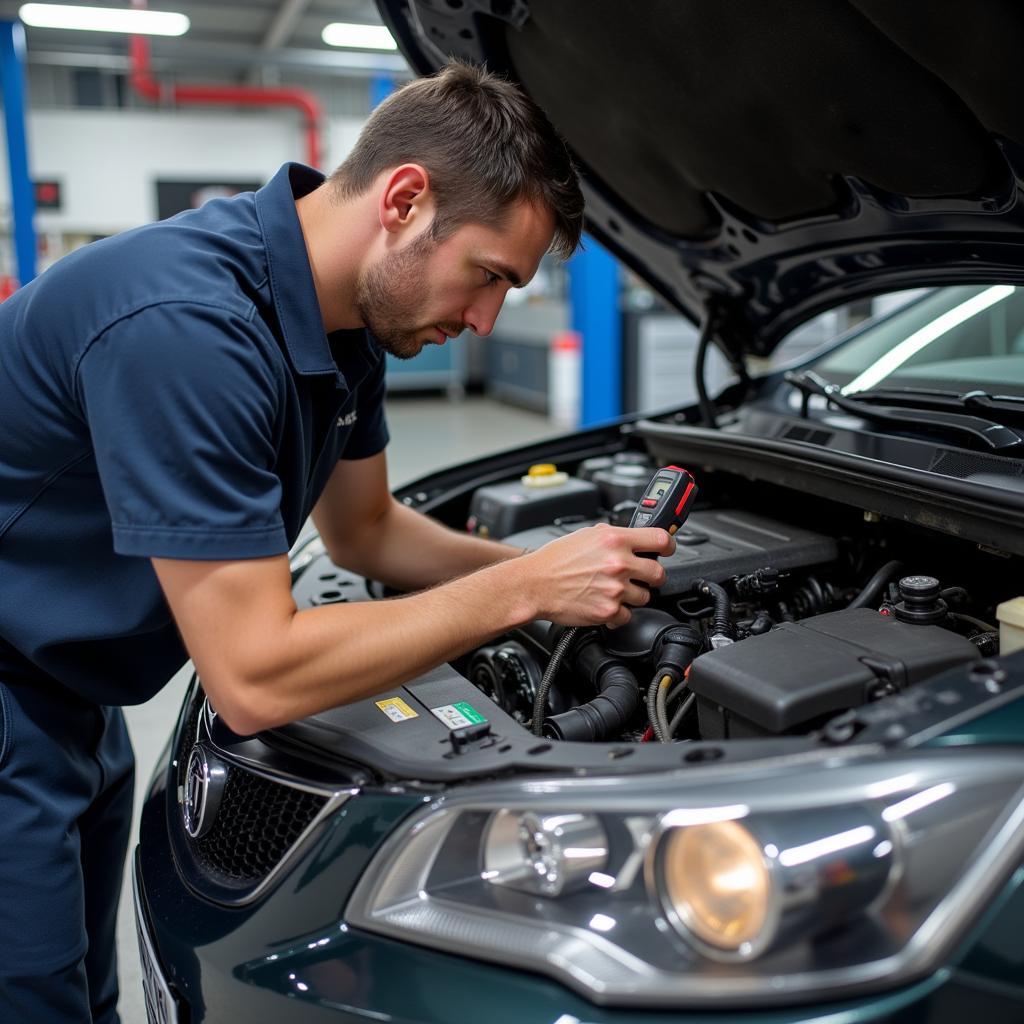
[451,452,1005,745]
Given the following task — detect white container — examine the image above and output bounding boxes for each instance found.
[996,597,1024,655]
[548,330,581,429]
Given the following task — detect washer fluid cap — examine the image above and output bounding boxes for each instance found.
[522,463,569,488]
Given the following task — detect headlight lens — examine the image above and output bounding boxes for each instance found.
[652,804,896,961]
[345,748,1024,1007]
[661,820,770,952]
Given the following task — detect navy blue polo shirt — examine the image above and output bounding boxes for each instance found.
[0,163,389,705]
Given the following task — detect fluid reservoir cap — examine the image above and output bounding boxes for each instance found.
[522,463,569,488]
[895,575,945,624]
[899,575,941,599]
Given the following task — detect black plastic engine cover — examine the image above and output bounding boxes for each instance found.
[687,607,980,737]
[503,509,837,596]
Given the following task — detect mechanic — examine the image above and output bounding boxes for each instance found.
[0,61,673,1021]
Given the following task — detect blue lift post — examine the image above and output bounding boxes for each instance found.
[569,235,621,426]
[0,19,36,287]
[370,74,395,109]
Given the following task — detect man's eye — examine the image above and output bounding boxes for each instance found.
[483,270,500,286]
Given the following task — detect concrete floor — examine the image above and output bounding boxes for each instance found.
[116,394,560,1022]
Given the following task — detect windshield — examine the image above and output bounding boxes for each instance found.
[809,284,1024,397]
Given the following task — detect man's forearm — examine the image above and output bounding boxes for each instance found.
[330,498,523,591]
[155,522,672,736]
[233,555,536,730]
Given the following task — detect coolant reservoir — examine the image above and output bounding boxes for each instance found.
[467,465,599,539]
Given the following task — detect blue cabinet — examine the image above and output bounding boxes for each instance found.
[385,342,467,397]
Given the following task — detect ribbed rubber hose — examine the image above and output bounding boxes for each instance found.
[543,660,640,742]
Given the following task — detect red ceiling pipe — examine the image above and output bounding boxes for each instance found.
[128,33,324,168]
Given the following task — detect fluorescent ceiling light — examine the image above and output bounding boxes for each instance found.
[322,22,397,51]
[19,4,189,36]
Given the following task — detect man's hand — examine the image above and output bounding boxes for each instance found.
[513,524,675,628]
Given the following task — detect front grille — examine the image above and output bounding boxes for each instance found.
[172,678,329,891]
[175,681,204,792]
[192,767,327,886]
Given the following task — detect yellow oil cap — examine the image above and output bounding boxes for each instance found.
[528,463,557,477]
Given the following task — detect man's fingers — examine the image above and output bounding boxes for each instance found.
[628,557,667,588]
[606,605,632,629]
[623,582,653,607]
[626,527,674,556]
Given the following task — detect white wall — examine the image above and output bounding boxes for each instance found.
[0,106,366,236]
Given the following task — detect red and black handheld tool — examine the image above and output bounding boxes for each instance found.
[629,465,698,551]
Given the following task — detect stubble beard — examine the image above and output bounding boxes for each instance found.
[357,232,447,360]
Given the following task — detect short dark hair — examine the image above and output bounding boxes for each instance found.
[328,60,583,259]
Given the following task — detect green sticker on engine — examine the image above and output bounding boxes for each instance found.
[453,701,486,724]
[430,702,487,729]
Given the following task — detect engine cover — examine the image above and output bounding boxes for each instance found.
[502,508,837,596]
[687,607,980,737]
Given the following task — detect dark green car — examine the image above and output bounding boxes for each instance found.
[133,3,1024,1020]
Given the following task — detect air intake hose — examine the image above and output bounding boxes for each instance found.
[543,635,639,742]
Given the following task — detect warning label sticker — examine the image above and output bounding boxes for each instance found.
[430,702,487,730]
[375,697,418,722]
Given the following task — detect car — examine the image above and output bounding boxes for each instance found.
[133,3,1024,1022]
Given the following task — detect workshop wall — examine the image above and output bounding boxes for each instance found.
[0,107,365,235]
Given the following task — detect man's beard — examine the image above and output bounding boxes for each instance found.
[356,232,460,360]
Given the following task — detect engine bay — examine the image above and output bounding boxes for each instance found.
[289,446,1023,763]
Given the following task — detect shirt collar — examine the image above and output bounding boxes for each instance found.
[254,162,342,377]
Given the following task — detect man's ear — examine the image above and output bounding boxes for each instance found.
[378,164,434,235]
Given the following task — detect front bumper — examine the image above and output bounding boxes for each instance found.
[135,759,1024,1024]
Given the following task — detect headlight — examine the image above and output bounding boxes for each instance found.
[652,804,895,961]
[345,747,1024,1007]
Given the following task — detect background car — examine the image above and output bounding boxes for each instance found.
[134,2,1024,1021]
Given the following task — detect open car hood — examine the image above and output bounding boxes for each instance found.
[377,0,1024,360]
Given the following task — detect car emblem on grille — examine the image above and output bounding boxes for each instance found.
[182,744,228,840]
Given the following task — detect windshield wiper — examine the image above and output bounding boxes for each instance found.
[784,371,1024,454]
[838,385,1024,427]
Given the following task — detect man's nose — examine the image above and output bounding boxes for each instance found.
[463,292,506,337]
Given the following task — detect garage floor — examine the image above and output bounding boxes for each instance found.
[116,394,560,1022]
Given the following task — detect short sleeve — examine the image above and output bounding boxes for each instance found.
[340,352,390,460]
[76,302,289,560]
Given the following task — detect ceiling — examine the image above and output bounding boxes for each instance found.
[0,1,411,81]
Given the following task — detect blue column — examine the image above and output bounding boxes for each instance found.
[0,19,35,287]
[370,75,394,109]
[569,234,620,426]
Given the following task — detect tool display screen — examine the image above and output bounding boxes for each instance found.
[645,477,672,501]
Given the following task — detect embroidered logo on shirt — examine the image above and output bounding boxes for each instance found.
[337,410,358,427]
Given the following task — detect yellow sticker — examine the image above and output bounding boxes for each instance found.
[375,697,418,723]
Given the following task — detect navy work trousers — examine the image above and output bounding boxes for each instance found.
[0,659,134,1023]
